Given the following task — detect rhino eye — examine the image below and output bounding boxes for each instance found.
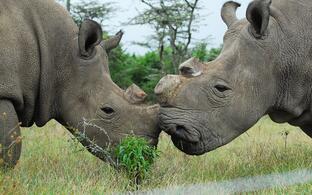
[101,107,115,115]
[214,84,231,93]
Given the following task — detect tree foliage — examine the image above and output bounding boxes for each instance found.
[57,0,114,27]
[192,43,222,62]
[131,0,201,74]
[108,46,163,102]
[70,1,114,26]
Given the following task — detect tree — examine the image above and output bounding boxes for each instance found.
[66,0,71,12]
[56,0,114,27]
[131,0,201,74]
[70,1,114,26]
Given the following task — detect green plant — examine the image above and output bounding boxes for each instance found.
[115,136,159,188]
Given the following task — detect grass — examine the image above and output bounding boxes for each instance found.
[0,116,312,194]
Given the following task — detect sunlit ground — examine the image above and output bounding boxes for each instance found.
[0,117,312,194]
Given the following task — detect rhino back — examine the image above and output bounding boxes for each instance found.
[0,0,78,127]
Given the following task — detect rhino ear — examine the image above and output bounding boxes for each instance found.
[246,0,272,38]
[78,19,103,58]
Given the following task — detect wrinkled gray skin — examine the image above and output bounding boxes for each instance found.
[0,0,159,168]
[155,0,312,155]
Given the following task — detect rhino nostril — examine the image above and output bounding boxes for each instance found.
[175,125,188,139]
[176,125,185,132]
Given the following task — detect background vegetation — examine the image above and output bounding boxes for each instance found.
[108,44,221,101]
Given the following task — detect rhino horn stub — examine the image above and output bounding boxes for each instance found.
[179,57,203,77]
[221,1,241,28]
[100,30,124,52]
[154,75,181,105]
[125,84,147,104]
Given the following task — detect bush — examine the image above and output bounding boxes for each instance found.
[115,136,159,188]
[192,43,222,62]
[109,48,162,102]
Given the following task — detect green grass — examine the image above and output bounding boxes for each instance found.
[0,116,312,194]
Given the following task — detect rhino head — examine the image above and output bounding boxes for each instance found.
[155,0,309,155]
[57,20,160,163]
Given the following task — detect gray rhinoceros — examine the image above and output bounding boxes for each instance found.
[155,0,312,155]
[0,0,160,168]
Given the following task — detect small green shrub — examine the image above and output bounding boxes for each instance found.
[115,136,159,187]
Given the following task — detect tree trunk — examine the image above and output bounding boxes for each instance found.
[66,0,71,12]
[158,30,166,75]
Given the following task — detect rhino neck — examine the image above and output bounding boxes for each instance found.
[269,54,312,130]
[284,69,312,130]
[267,0,312,129]
[31,0,78,127]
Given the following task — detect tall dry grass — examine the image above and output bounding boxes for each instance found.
[0,117,311,194]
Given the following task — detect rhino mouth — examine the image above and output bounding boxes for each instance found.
[159,107,201,143]
[159,107,222,155]
[164,125,206,155]
[171,137,205,155]
[170,133,222,155]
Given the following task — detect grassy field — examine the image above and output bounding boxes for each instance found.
[0,116,312,194]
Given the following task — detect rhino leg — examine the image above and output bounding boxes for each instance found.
[0,100,22,170]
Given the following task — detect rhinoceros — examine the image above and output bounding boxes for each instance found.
[155,0,312,155]
[0,0,160,168]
